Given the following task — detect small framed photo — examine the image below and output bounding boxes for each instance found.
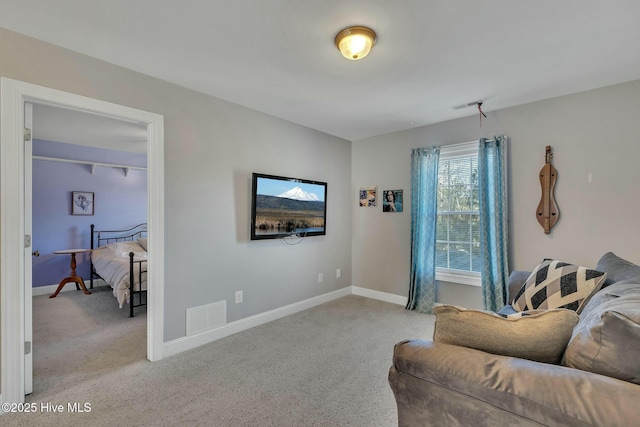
[359,186,377,207]
[72,191,94,215]
[382,189,403,212]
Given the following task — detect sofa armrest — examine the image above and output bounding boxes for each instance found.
[389,339,640,427]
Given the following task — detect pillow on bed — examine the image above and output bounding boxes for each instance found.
[137,237,148,251]
[116,241,147,259]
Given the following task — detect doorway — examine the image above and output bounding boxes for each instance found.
[1,78,165,405]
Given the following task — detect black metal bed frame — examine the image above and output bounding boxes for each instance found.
[90,223,148,317]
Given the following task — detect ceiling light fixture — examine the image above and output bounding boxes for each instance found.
[335,26,377,60]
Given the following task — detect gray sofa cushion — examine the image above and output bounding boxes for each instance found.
[496,270,531,315]
[506,270,531,303]
[596,251,640,287]
[496,304,518,316]
[433,305,579,364]
[563,281,640,384]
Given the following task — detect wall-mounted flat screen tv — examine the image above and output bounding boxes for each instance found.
[251,173,327,240]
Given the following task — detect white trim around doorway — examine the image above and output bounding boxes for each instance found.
[1,77,165,405]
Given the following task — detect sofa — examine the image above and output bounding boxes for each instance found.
[388,252,640,426]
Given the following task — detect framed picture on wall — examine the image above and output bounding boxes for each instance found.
[359,186,377,207]
[72,191,94,215]
[382,189,403,212]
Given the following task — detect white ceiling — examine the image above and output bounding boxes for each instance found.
[3,0,640,142]
[33,104,147,153]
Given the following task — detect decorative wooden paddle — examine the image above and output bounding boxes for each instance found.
[536,146,559,234]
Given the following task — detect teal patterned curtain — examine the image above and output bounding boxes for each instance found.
[407,146,440,313]
[478,136,509,311]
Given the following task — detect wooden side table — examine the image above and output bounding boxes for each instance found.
[50,249,92,298]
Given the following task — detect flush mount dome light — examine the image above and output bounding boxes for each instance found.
[335,26,377,60]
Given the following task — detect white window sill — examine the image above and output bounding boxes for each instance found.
[436,270,481,287]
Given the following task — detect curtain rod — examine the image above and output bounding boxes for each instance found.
[480,135,508,143]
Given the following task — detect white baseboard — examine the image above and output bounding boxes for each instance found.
[351,286,408,306]
[163,286,352,358]
[32,279,108,297]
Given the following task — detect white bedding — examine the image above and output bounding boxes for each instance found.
[91,241,147,307]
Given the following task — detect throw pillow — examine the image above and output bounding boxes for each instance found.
[562,281,640,384]
[433,304,579,364]
[580,277,640,319]
[511,259,607,313]
[116,241,147,259]
[137,237,148,251]
[595,252,640,287]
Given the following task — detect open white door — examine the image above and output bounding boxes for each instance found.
[24,102,34,395]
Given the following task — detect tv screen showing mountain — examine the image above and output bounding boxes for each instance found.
[251,173,327,240]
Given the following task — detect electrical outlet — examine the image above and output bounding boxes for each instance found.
[336,268,341,278]
[318,273,323,283]
[235,290,243,304]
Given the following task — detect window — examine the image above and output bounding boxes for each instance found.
[435,141,481,286]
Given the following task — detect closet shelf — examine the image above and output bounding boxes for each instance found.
[33,155,146,177]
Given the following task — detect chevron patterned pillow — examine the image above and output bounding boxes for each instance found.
[512,260,607,313]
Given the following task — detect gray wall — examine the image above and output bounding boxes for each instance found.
[352,79,640,307]
[0,28,352,342]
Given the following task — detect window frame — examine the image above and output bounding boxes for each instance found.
[435,141,481,287]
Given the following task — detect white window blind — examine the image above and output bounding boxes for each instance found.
[435,141,481,286]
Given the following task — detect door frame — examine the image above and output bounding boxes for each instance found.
[23,102,33,395]
[1,77,165,405]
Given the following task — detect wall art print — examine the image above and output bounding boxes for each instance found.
[359,186,377,207]
[72,191,94,215]
[382,189,403,212]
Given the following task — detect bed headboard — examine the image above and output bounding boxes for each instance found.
[90,223,148,249]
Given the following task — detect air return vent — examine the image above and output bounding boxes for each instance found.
[186,300,227,336]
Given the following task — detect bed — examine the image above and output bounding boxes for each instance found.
[90,223,148,317]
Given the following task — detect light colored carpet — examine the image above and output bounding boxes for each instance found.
[3,288,434,426]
